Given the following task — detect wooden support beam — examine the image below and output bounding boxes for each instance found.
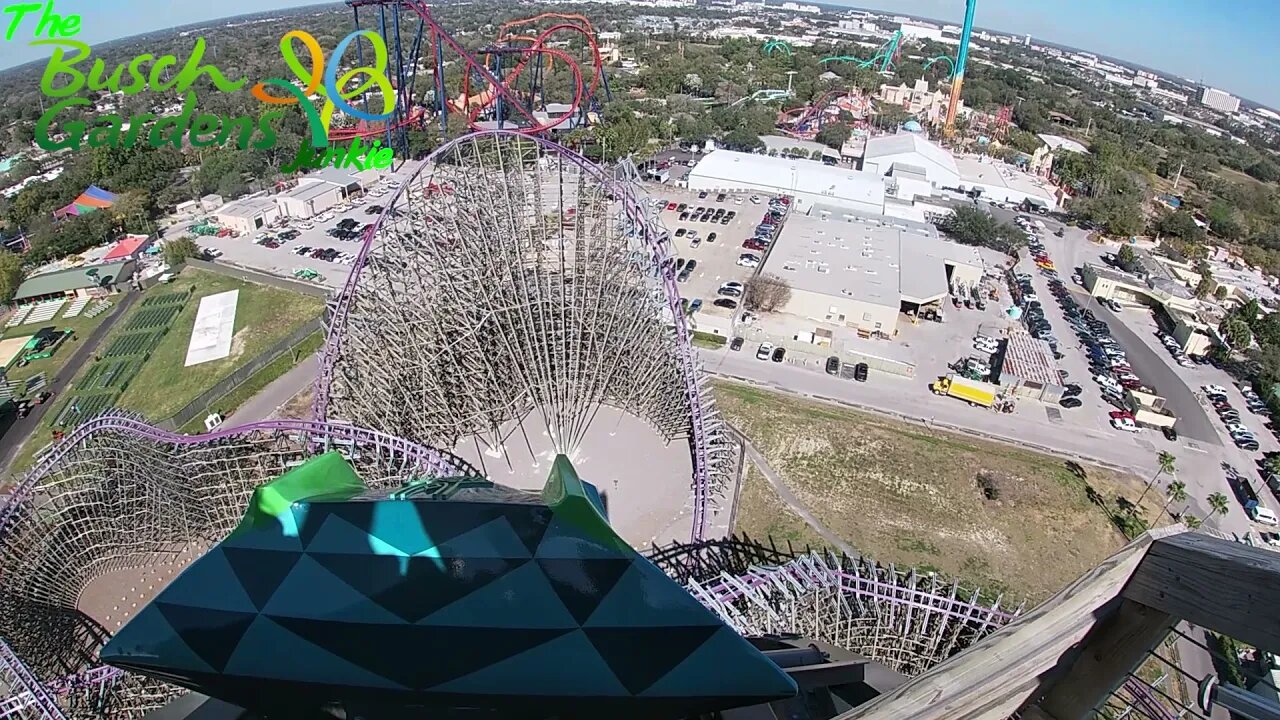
[1036,599,1176,720]
[833,527,1185,720]
[1122,531,1280,655]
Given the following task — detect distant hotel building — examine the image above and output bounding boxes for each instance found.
[1200,87,1240,114]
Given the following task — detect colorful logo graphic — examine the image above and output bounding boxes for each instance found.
[16,5,400,168]
[251,30,397,149]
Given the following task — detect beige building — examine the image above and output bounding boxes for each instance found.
[1080,262,1214,355]
[764,209,984,337]
[213,196,281,234]
[877,79,963,126]
[275,182,343,219]
[1081,263,1199,314]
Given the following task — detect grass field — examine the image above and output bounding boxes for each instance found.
[115,270,325,420]
[177,332,323,434]
[718,381,1164,604]
[4,270,325,479]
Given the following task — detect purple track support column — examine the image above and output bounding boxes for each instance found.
[0,639,67,720]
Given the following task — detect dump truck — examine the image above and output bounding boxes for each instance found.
[931,374,997,408]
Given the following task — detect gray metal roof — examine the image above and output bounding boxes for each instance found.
[14,260,131,300]
[765,212,982,307]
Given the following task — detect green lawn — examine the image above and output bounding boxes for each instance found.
[177,332,323,434]
[3,269,325,480]
[2,302,115,390]
[114,269,325,420]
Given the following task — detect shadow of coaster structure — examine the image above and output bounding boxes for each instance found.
[314,131,733,541]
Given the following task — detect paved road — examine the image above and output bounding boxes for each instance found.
[1093,304,1219,445]
[0,292,140,474]
[222,353,319,426]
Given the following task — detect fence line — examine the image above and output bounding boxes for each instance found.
[184,258,331,298]
[157,319,323,430]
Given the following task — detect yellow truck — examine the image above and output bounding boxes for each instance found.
[931,374,997,408]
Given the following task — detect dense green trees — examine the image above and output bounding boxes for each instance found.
[937,206,1025,254]
[815,123,851,150]
[0,251,23,302]
[1115,244,1138,272]
[162,236,201,266]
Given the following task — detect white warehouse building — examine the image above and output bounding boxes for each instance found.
[687,151,886,215]
[275,182,343,219]
[861,133,962,187]
[859,133,1059,210]
[764,208,986,337]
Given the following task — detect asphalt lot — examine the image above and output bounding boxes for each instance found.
[653,187,765,322]
[1094,304,1218,444]
[184,188,398,288]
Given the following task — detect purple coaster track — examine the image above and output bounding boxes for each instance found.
[0,413,476,720]
[310,130,715,541]
[0,640,66,720]
[0,415,474,542]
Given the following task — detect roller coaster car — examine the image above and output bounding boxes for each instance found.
[425,182,455,197]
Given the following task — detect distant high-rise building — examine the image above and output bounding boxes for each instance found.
[1200,87,1240,113]
[1024,34,1031,46]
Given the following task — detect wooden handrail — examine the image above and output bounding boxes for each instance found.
[1122,530,1280,655]
[834,528,1183,720]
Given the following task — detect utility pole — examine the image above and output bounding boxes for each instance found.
[1172,160,1184,192]
[785,71,797,96]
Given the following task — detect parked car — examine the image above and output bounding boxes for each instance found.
[771,347,786,363]
[1059,397,1083,409]
[825,356,841,375]
[730,337,744,351]
[853,363,869,382]
[1162,426,1178,442]
[1110,417,1138,432]
[737,254,761,268]
[713,298,739,309]
[756,342,774,360]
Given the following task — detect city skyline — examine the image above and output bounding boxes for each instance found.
[0,0,1275,109]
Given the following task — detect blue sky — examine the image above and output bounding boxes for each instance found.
[847,0,1280,108]
[0,0,1277,107]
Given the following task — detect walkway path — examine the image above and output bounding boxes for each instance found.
[738,434,858,558]
[223,353,319,426]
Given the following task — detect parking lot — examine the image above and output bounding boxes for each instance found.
[162,163,425,289]
[648,186,773,322]
[193,187,399,288]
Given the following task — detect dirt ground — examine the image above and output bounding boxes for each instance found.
[718,382,1164,604]
[279,386,315,420]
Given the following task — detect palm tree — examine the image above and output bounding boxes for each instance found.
[1131,451,1176,518]
[1208,492,1230,517]
[1183,514,1203,529]
[1161,480,1188,523]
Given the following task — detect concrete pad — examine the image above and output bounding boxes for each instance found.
[451,406,694,548]
[0,335,33,367]
[184,290,239,367]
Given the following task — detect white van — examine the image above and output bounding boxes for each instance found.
[1251,505,1279,527]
